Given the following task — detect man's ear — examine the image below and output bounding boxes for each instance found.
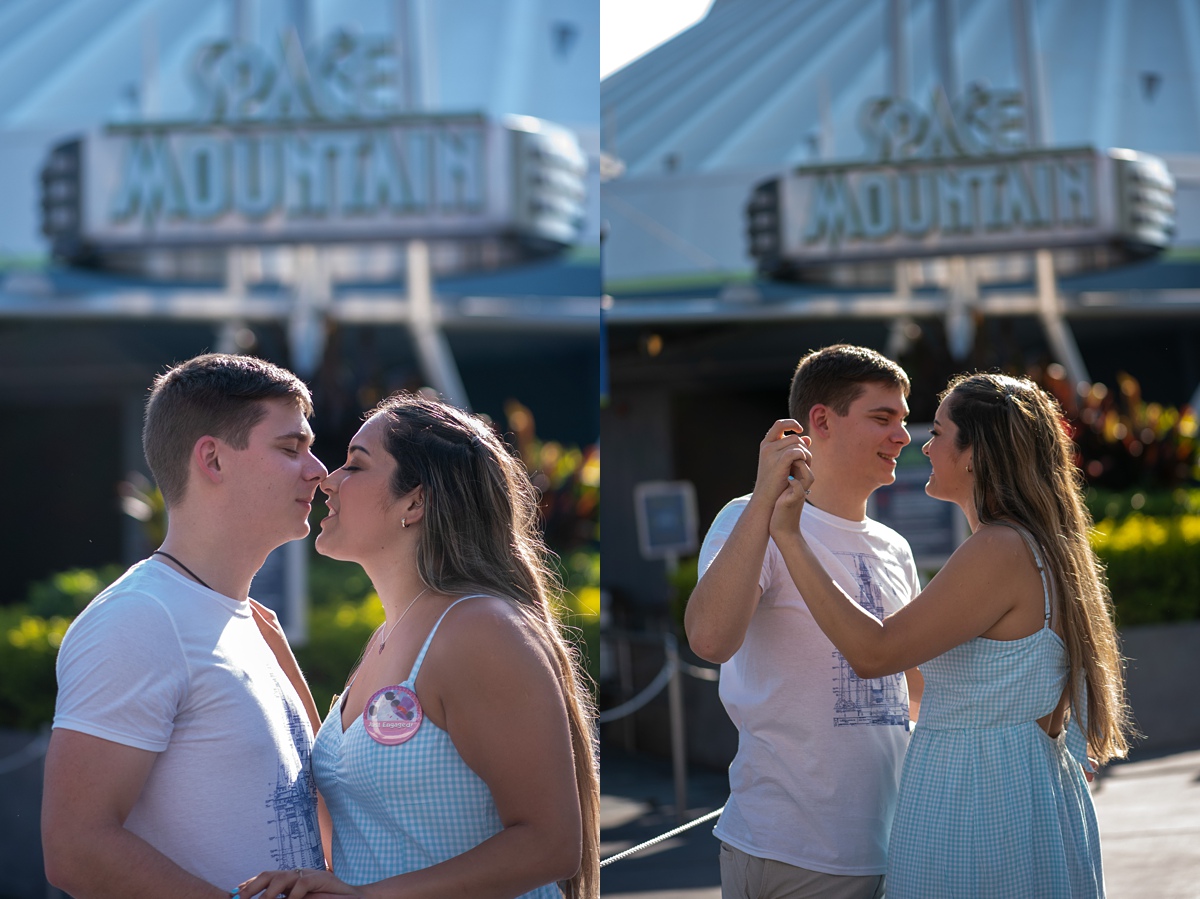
[808,404,833,439]
[193,436,223,485]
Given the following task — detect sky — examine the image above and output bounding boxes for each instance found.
[600,0,713,79]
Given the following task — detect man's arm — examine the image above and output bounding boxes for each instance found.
[42,730,232,899]
[684,419,811,663]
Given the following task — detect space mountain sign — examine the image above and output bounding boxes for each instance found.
[41,30,587,263]
[747,87,1175,280]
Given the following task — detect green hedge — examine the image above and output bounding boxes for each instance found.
[1092,514,1200,626]
[0,554,599,730]
[0,565,121,729]
[1085,487,1200,522]
[668,512,1200,639]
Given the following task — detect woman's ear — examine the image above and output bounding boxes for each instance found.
[401,485,426,526]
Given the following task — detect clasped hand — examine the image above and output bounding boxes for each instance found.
[237,868,364,899]
[754,419,814,541]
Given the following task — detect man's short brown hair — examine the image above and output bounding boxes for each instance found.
[788,344,910,429]
[142,354,313,508]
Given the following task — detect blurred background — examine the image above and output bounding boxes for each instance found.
[599,1,1200,895]
[0,2,599,894]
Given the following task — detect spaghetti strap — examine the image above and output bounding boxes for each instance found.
[404,594,489,685]
[996,522,1054,628]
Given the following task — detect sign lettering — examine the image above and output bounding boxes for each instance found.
[107,124,484,228]
[800,155,1095,249]
[188,30,397,123]
[858,86,1028,161]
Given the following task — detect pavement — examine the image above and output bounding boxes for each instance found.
[599,743,1200,898]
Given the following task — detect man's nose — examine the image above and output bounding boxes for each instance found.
[306,451,329,481]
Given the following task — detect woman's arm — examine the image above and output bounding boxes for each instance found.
[769,472,1034,677]
[401,598,583,897]
[242,599,583,899]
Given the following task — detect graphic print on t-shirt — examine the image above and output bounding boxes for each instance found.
[265,683,324,868]
[830,552,909,727]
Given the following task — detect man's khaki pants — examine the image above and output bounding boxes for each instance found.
[719,842,886,899]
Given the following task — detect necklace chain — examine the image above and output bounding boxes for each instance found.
[151,550,212,591]
[378,587,430,654]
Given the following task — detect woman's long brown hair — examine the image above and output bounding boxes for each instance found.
[374,393,599,898]
[944,373,1133,763]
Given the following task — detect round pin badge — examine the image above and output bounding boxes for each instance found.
[362,684,423,745]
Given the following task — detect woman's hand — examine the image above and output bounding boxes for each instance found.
[752,420,812,509]
[239,868,363,899]
[764,424,814,542]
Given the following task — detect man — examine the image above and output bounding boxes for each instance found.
[685,344,924,899]
[43,353,330,898]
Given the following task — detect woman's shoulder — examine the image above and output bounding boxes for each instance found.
[953,521,1036,567]
[432,594,554,666]
[972,520,1030,545]
[421,595,563,719]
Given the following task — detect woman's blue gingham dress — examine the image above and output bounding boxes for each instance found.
[887,529,1104,899]
[311,596,560,897]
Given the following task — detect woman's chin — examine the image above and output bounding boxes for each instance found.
[313,532,340,559]
[314,537,363,565]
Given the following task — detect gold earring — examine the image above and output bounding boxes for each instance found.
[401,517,407,528]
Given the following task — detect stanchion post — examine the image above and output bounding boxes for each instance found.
[616,632,636,750]
[665,633,688,824]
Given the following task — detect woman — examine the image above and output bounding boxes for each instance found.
[241,394,599,899]
[767,373,1131,898]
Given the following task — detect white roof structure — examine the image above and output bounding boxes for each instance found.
[602,0,1200,286]
[0,0,599,257]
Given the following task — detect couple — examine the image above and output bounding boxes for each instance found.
[687,344,1131,899]
[42,353,599,899]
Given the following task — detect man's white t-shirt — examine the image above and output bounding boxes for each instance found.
[700,497,920,876]
[53,559,324,889]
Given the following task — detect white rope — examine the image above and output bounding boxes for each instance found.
[0,732,49,775]
[597,657,675,724]
[679,661,719,681]
[600,806,725,867]
[597,638,720,724]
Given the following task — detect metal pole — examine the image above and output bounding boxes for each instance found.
[945,255,977,360]
[1036,248,1090,388]
[665,632,689,825]
[933,0,958,101]
[287,0,310,46]
[616,633,637,751]
[288,244,330,379]
[229,0,250,42]
[888,0,908,100]
[1011,0,1048,148]
[217,248,250,356]
[394,0,417,111]
[407,240,471,408]
[141,11,160,119]
[887,260,917,358]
